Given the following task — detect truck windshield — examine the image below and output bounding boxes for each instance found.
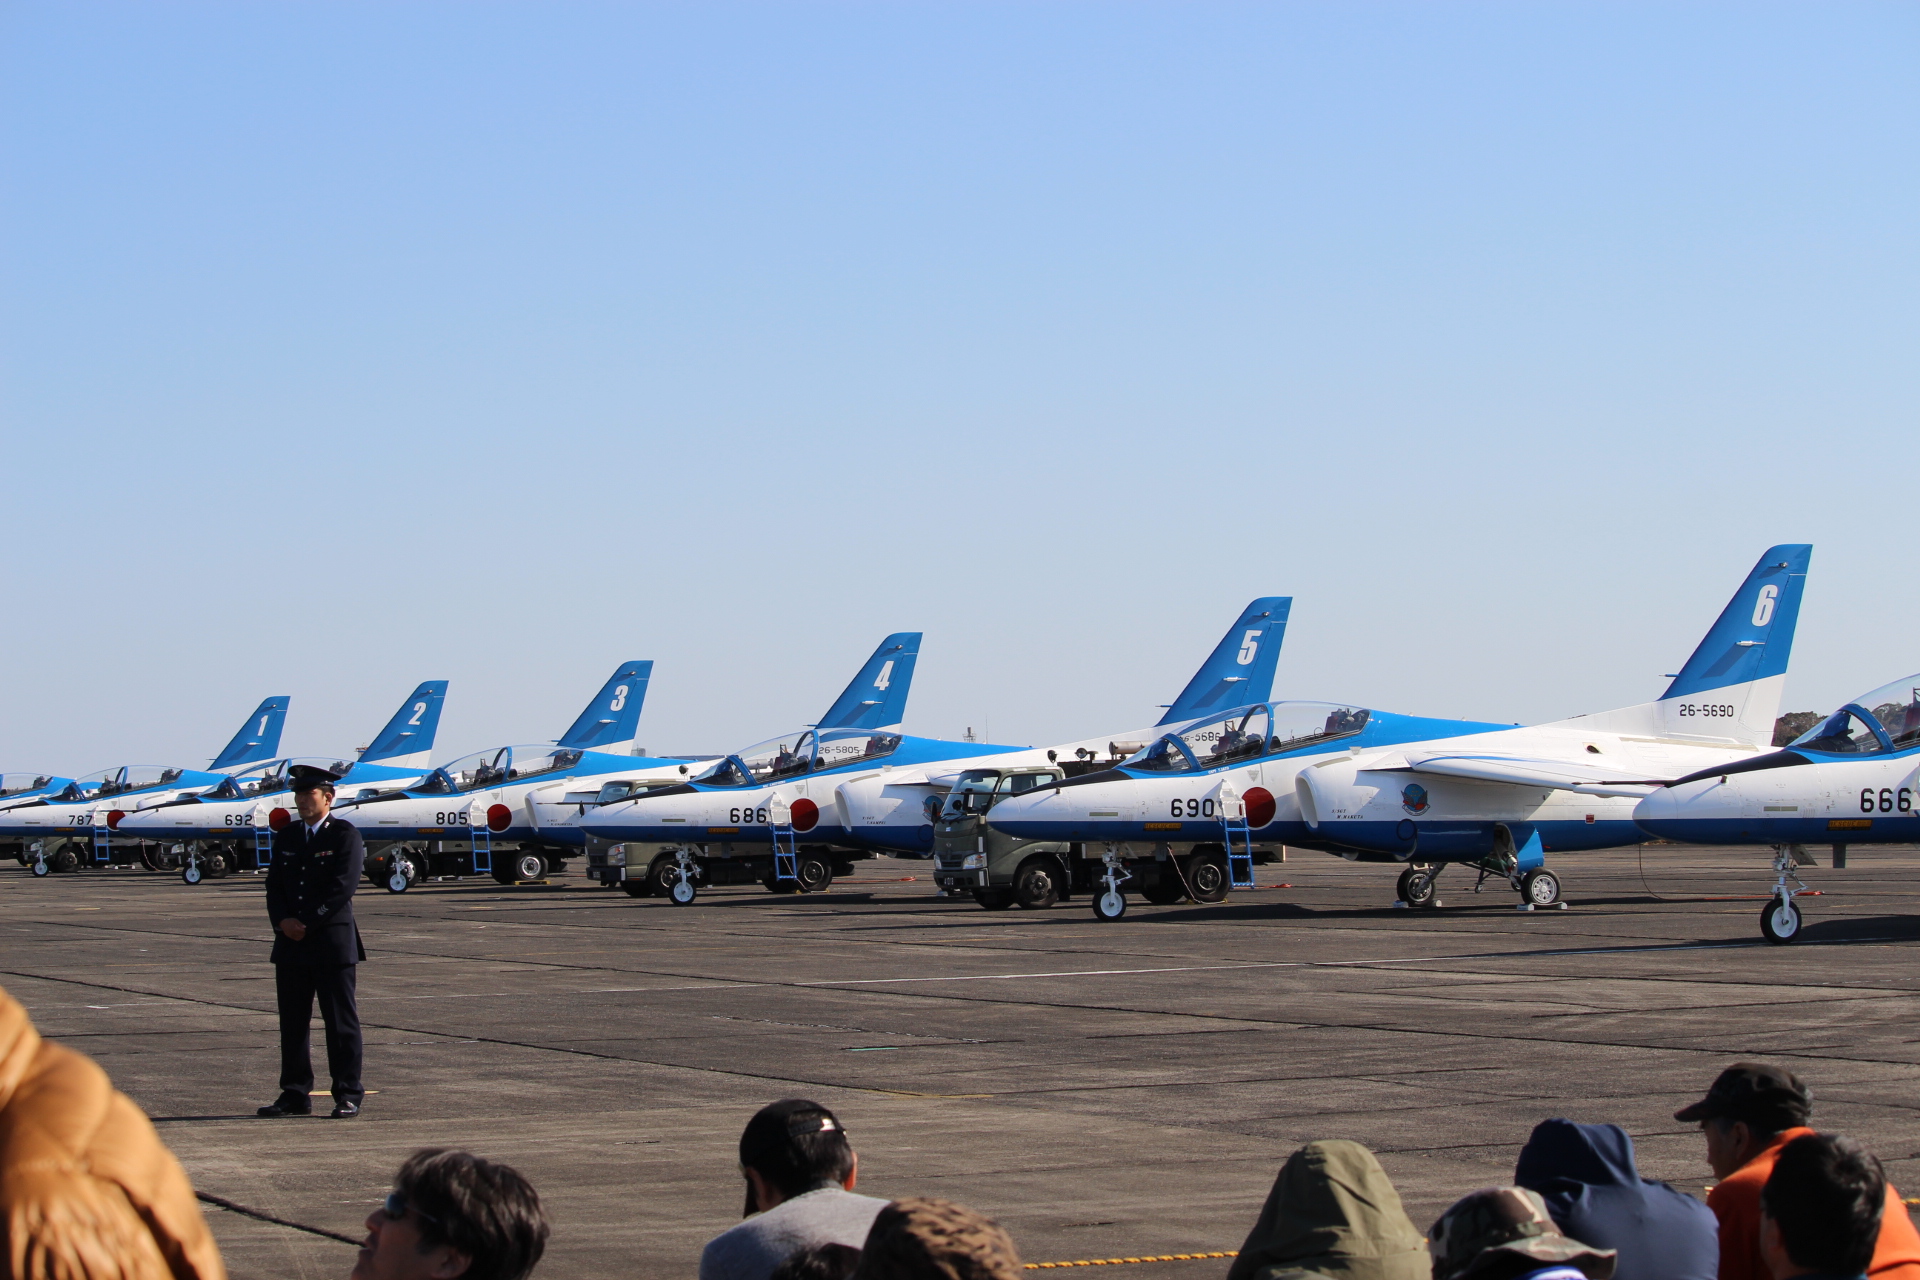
[942,771,1001,818]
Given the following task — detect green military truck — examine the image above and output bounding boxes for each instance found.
[930,764,1280,910]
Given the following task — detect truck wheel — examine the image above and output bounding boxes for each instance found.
[1185,853,1228,903]
[1014,860,1060,909]
[620,878,651,898]
[506,852,545,882]
[1140,876,1187,905]
[205,849,232,878]
[971,889,1015,910]
[763,876,801,894]
[51,847,79,874]
[796,855,833,893]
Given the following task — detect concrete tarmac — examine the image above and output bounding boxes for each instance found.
[5,844,1920,1280]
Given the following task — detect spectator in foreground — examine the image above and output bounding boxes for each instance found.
[851,1197,1023,1280]
[1428,1187,1616,1280]
[1761,1134,1884,1280]
[1514,1119,1717,1280]
[0,983,227,1280]
[351,1148,548,1280]
[701,1100,887,1280]
[1674,1064,1920,1280]
[1227,1139,1430,1280]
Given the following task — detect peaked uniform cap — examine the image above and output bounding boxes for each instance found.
[1429,1188,1615,1280]
[1228,1140,1431,1280]
[287,763,344,790]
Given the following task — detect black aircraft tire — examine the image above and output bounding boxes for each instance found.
[1398,865,1440,909]
[1761,896,1802,945]
[1185,853,1229,903]
[1014,860,1061,910]
[1520,868,1561,907]
[796,855,833,893]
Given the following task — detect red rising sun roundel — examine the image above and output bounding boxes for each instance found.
[790,798,820,832]
[487,803,513,832]
[1243,787,1276,828]
[106,810,126,830]
[268,807,291,830]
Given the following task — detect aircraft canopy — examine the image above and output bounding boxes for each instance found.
[1792,673,1920,755]
[415,745,585,795]
[1125,701,1372,774]
[0,774,53,798]
[694,728,904,787]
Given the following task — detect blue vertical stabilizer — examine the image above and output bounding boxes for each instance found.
[1660,545,1812,700]
[819,633,921,730]
[1158,598,1292,724]
[358,681,450,766]
[210,696,290,770]
[558,661,653,751]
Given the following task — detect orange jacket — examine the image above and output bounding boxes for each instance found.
[0,984,226,1280]
[1709,1125,1920,1280]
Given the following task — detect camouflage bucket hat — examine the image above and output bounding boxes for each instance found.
[1428,1188,1616,1280]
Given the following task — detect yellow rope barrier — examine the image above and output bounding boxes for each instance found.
[1026,1252,1237,1269]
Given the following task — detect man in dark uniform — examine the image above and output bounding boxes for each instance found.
[258,763,367,1118]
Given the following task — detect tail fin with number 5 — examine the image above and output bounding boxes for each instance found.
[1158,598,1292,725]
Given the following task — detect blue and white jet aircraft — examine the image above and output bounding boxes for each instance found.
[114,681,450,884]
[330,661,697,890]
[1634,669,1920,943]
[577,632,1033,901]
[986,546,1812,919]
[835,599,1295,868]
[8,696,291,876]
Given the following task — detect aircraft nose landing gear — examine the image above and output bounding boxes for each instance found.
[1761,844,1809,944]
[1091,848,1131,921]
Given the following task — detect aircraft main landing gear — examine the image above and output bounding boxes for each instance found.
[1396,863,1441,909]
[1760,844,1809,945]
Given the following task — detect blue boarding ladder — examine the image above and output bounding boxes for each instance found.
[768,795,799,885]
[252,820,274,872]
[467,801,494,876]
[1218,785,1256,890]
[90,814,114,868]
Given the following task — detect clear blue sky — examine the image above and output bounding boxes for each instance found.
[3,3,1914,770]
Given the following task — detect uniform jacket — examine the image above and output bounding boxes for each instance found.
[265,815,366,967]
[0,983,228,1280]
[1515,1119,1717,1280]
[1706,1126,1920,1280]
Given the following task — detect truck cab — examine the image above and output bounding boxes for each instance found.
[931,766,1089,908]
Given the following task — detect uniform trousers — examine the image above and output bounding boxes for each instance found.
[275,962,364,1105]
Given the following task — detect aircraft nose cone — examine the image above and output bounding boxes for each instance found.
[1633,778,1739,838]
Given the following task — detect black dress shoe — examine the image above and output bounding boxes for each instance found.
[330,1100,360,1118]
[257,1096,313,1118]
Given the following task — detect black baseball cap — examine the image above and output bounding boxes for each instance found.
[1674,1063,1811,1128]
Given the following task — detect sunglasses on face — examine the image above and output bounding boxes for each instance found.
[384,1191,441,1227]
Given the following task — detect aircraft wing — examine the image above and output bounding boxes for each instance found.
[1393,751,1668,798]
